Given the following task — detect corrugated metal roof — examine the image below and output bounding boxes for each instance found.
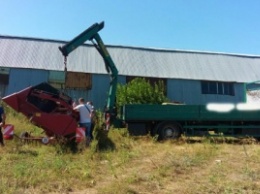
[1,35,260,83]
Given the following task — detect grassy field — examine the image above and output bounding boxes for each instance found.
[0,106,260,194]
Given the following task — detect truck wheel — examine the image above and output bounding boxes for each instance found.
[157,122,182,140]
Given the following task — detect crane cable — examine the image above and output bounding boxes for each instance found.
[63,56,68,92]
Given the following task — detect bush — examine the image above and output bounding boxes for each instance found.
[116,78,169,107]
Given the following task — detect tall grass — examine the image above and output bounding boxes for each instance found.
[0,104,260,193]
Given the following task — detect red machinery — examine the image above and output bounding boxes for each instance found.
[3,82,79,143]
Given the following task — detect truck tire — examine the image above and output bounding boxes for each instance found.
[156,121,182,140]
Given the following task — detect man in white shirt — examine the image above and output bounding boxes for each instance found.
[73,98,92,144]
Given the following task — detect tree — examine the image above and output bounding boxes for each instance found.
[116,78,169,107]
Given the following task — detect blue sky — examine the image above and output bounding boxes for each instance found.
[1,0,260,55]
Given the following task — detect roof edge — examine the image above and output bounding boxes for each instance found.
[1,35,260,58]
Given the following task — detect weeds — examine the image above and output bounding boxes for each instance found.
[1,108,260,193]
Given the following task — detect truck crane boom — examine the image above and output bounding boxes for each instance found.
[59,21,118,119]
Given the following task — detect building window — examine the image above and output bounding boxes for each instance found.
[201,81,234,96]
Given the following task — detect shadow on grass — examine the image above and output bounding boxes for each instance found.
[178,136,259,145]
[94,129,116,151]
[17,150,39,156]
[57,131,114,154]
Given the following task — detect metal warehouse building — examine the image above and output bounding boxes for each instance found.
[1,35,260,110]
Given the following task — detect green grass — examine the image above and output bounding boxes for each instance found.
[1,105,260,193]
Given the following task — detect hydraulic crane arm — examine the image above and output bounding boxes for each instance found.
[59,22,105,56]
[59,21,118,116]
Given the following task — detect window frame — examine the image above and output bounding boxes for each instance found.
[201,81,235,96]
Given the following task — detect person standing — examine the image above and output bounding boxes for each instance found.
[87,101,96,139]
[73,98,92,144]
[0,102,6,147]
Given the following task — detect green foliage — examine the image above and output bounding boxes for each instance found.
[116,78,169,107]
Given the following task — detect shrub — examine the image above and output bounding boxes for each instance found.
[116,78,169,107]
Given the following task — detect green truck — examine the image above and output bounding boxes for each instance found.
[119,103,260,140]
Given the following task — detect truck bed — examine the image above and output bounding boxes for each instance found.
[122,104,260,122]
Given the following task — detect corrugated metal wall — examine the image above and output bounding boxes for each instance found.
[6,68,48,94]
[167,79,245,105]
[3,68,247,110]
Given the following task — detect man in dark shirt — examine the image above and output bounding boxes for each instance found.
[0,103,6,146]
